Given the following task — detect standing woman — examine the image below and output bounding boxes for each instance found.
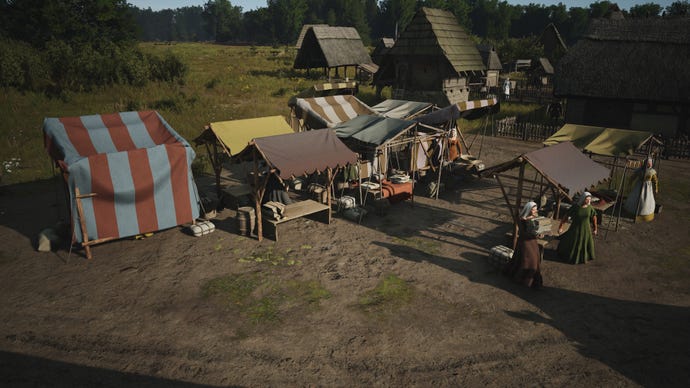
[624,157,659,222]
[558,192,597,264]
[511,201,543,288]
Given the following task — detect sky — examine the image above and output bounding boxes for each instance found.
[127,0,678,12]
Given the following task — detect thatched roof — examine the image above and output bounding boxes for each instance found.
[554,18,690,103]
[293,26,373,70]
[371,37,395,65]
[536,57,554,74]
[295,24,328,48]
[385,7,485,74]
[539,23,567,52]
[477,45,503,71]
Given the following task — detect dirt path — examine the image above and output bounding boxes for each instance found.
[1,136,688,387]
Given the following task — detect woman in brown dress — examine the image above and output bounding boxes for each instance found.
[505,201,543,289]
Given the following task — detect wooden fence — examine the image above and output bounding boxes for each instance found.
[495,117,560,142]
[493,117,690,159]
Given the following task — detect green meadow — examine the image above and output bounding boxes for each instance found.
[0,42,535,186]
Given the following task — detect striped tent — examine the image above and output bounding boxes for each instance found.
[290,95,376,130]
[44,111,200,243]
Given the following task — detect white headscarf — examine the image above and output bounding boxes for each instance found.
[520,201,537,219]
[578,191,592,206]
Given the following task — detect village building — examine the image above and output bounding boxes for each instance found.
[371,37,395,65]
[373,7,485,107]
[538,23,568,65]
[554,17,690,137]
[477,44,503,90]
[293,25,374,80]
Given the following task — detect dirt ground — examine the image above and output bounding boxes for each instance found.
[1,136,688,387]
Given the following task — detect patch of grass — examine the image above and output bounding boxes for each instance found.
[358,274,413,313]
[392,236,441,256]
[201,273,330,326]
[238,247,301,266]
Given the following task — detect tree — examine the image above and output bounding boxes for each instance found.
[666,1,689,16]
[203,0,243,43]
[1,0,137,48]
[629,3,662,17]
[378,0,417,39]
[268,0,308,45]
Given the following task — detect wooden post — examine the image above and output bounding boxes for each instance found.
[253,149,263,241]
[326,167,332,222]
[73,188,114,260]
[513,162,526,251]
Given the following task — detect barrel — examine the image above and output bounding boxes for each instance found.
[237,206,256,236]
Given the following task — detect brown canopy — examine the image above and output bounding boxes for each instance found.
[248,129,358,179]
[483,141,610,198]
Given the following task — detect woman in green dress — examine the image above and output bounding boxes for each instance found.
[557,192,598,264]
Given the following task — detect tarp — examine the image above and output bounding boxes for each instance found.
[333,115,417,146]
[543,124,656,157]
[287,81,358,106]
[525,142,611,196]
[207,116,293,156]
[482,142,611,197]
[43,111,200,243]
[290,95,376,128]
[371,99,434,119]
[247,129,358,180]
[414,98,499,126]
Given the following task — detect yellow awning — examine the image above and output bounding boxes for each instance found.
[209,116,294,156]
[544,124,654,157]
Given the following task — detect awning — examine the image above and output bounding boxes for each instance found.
[415,98,499,126]
[544,124,657,157]
[358,62,379,74]
[199,116,293,156]
[245,129,358,179]
[333,115,417,146]
[525,142,611,196]
[290,95,376,128]
[483,142,611,197]
[371,99,434,119]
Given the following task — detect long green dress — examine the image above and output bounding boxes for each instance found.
[558,205,596,264]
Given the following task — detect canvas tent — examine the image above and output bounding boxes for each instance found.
[481,141,611,249]
[237,129,358,241]
[289,95,376,131]
[332,115,443,203]
[414,98,499,127]
[193,116,294,195]
[543,124,659,157]
[370,99,434,120]
[44,111,200,258]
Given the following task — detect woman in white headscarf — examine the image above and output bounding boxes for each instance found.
[624,157,658,222]
[557,192,597,264]
[504,201,543,288]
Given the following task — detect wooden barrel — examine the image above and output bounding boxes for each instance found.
[237,206,256,236]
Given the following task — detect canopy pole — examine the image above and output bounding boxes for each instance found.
[326,168,333,222]
[513,162,526,251]
[253,148,263,241]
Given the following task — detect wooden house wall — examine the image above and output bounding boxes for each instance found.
[565,97,686,137]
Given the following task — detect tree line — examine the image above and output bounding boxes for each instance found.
[134,0,689,46]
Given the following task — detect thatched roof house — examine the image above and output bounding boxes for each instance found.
[529,57,554,86]
[371,37,395,65]
[293,26,373,77]
[538,23,567,63]
[554,18,690,137]
[295,24,328,49]
[478,44,502,88]
[373,7,485,106]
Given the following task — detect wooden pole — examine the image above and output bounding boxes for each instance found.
[513,162,526,251]
[253,149,263,241]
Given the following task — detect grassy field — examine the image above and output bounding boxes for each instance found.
[0,42,537,185]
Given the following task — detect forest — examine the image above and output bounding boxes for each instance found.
[132,0,690,45]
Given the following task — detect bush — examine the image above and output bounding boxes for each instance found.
[0,38,50,90]
[0,38,186,93]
